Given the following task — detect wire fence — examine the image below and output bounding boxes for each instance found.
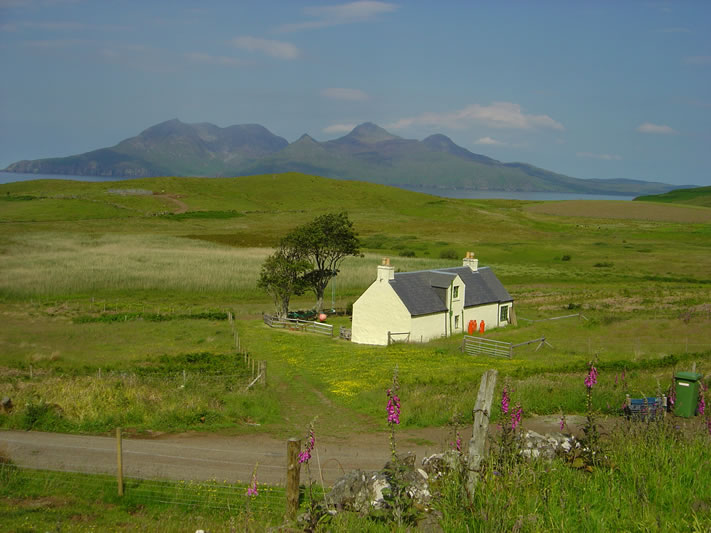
[1,462,287,515]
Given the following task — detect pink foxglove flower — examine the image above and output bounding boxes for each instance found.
[501,387,510,415]
[298,427,315,464]
[387,389,401,425]
[246,463,259,497]
[698,382,706,416]
[584,363,598,389]
[511,404,522,431]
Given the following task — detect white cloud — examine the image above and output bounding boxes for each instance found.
[323,123,357,134]
[684,55,711,65]
[387,102,564,131]
[186,52,248,67]
[576,152,622,161]
[231,36,299,60]
[321,88,368,101]
[98,44,178,73]
[636,122,678,135]
[278,1,397,32]
[474,137,505,146]
[22,38,88,48]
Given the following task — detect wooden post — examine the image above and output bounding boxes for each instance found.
[116,427,124,497]
[258,361,266,385]
[467,369,498,499]
[182,369,186,387]
[286,438,301,519]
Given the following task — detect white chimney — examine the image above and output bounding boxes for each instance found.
[377,257,395,282]
[463,251,478,272]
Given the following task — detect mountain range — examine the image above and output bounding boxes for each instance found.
[4,119,686,195]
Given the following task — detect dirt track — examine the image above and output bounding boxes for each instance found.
[0,416,580,486]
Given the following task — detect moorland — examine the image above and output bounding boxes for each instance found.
[0,174,710,531]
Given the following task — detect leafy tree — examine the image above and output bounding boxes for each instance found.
[284,212,360,312]
[257,245,310,318]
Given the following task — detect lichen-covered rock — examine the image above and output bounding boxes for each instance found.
[421,450,465,479]
[521,430,578,460]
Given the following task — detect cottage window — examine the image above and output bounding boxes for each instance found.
[455,315,460,329]
[500,305,509,322]
[453,286,459,299]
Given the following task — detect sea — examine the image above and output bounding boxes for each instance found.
[0,171,636,202]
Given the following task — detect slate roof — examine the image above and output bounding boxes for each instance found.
[389,266,512,317]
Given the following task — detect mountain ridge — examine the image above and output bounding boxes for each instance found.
[4,119,688,195]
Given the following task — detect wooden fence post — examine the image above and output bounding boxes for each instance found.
[286,438,301,519]
[116,427,124,497]
[259,361,267,386]
[467,369,498,500]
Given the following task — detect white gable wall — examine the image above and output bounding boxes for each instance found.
[463,303,501,333]
[462,302,513,331]
[410,312,447,343]
[351,278,410,345]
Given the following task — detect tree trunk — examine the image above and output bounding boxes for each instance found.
[278,294,290,319]
[315,291,324,313]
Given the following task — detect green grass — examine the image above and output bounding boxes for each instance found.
[0,173,710,529]
[636,185,711,207]
[0,173,709,437]
[2,417,709,531]
[0,463,287,531]
[436,419,711,531]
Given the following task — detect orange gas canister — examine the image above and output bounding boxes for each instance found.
[468,320,476,335]
[479,320,485,334]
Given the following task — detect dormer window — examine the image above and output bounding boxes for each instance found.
[453,285,459,299]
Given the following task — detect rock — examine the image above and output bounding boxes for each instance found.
[326,470,373,513]
[421,450,465,479]
[520,430,578,460]
[1,397,12,413]
[321,454,433,518]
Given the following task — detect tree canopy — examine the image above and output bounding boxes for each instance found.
[257,212,360,316]
[257,244,310,318]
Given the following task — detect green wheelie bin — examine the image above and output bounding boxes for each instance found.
[674,371,702,418]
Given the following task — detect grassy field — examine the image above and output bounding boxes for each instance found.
[635,185,711,207]
[1,173,710,529]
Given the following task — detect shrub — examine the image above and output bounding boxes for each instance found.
[399,250,416,258]
[561,254,572,261]
[439,249,458,260]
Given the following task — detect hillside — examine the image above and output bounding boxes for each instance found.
[5,119,683,195]
[635,185,711,207]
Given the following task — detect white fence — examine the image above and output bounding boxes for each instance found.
[263,314,334,337]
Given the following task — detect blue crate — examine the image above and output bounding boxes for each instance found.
[624,397,665,420]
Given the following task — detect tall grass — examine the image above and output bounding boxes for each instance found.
[0,233,270,298]
[0,232,459,300]
[436,418,711,531]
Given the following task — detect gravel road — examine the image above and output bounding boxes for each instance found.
[0,417,578,486]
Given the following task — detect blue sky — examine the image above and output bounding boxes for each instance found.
[1,0,709,186]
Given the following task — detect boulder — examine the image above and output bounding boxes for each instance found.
[1,397,12,413]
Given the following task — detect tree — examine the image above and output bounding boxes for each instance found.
[284,212,360,312]
[257,244,310,318]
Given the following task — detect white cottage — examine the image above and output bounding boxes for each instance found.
[351,253,513,345]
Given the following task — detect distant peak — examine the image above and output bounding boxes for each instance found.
[345,122,399,143]
[423,133,456,146]
[295,133,317,143]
